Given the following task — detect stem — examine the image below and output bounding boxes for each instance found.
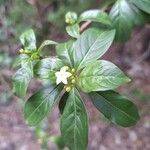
[80,20,92,32]
[79,1,115,32]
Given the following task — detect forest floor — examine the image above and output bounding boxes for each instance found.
[0,26,150,150]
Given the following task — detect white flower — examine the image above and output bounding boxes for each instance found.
[55,67,72,85]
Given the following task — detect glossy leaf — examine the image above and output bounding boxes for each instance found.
[24,85,63,126]
[20,54,33,76]
[110,0,135,42]
[73,28,115,70]
[78,60,130,93]
[60,88,88,150]
[38,40,58,52]
[56,41,74,67]
[66,23,80,38]
[90,90,140,127]
[131,0,150,14]
[20,29,36,51]
[130,3,149,26]
[12,56,21,69]
[12,67,32,97]
[79,9,112,25]
[12,54,33,97]
[34,57,64,84]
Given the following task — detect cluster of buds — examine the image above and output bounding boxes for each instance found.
[55,66,77,92]
[65,11,78,25]
[19,49,40,60]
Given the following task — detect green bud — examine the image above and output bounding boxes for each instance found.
[31,52,40,60]
[63,66,70,71]
[64,85,67,89]
[66,86,71,92]
[71,68,75,73]
[65,11,78,25]
[71,79,76,84]
[19,49,24,53]
[24,50,31,54]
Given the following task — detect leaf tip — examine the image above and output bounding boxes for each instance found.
[126,76,132,83]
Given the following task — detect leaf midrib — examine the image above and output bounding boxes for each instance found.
[96,93,137,122]
[65,43,73,67]
[77,31,101,70]
[26,86,59,122]
[73,89,77,150]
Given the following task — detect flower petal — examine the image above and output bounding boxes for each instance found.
[56,78,62,85]
[55,72,60,77]
[65,72,72,78]
[62,77,68,84]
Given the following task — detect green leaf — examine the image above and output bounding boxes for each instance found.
[12,56,21,69]
[12,67,32,97]
[38,40,58,52]
[20,54,33,75]
[34,57,64,84]
[110,0,135,42]
[56,41,74,67]
[20,29,36,51]
[13,54,33,97]
[24,85,63,126]
[78,9,112,25]
[73,28,115,70]
[78,60,130,93]
[130,3,150,26]
[66,23,80,38]
[90,90,140,127]
[131,0,150,14]
[60,88,88,150]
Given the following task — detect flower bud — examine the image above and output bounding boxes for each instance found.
[71,68,75,73]
[71,79,76,84]
[65,12,78,25]
[63,66,70,71]
[19,49,24,53]
[64,85,67,89]
[66,86,71,92]
[24,50,31,54]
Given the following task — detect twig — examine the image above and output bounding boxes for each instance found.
[79,5,108,33]
[80,20,92,32]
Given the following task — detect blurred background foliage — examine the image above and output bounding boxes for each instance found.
[0,0,101,46]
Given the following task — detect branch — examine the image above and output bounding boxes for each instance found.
[80,1,111,32]
[79,5,108,32]
[80,20,92,32]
